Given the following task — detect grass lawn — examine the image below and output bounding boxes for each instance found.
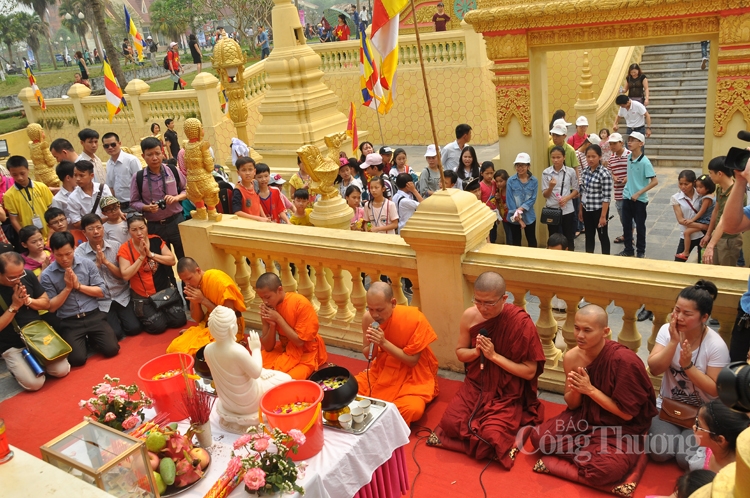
[0,115,28,134]
[0,67,88,98]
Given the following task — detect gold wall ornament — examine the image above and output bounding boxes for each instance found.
[714,78,750,136]
[719,12,750,45]
[26,123,61,188]
[484,33,528,60]
[212,37,249,146]
[297,142,340,201]
[496,84,531,136]
[183,118,222,221]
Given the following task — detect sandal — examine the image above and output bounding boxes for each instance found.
[675,253,689,261]
[614,236,625,243]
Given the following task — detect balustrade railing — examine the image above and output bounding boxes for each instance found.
[39,101,78,126]
[140,90,201,123]
[243,61,269,102]
[314,41,360,72]
[83,97,131,125]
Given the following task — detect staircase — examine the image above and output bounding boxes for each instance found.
[636,42,708,168]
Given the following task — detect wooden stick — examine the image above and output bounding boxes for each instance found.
[375,109,385,147]
[407,0,446,190]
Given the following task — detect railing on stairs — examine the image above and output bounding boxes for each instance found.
[594,46,644,130]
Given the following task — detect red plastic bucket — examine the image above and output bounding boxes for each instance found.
[259,380,324,461]
[137,353,195,422]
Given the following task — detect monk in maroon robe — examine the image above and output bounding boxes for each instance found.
[529,305,657,486]
[430,271,545,469]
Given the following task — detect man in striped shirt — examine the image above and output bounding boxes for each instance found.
[606,133,631,244]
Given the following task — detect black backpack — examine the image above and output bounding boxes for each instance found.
[163,55,170,70]
[215,177,234,214]
[136,164,182,202]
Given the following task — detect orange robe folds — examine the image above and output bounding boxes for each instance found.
[354,305,439,425]
[261,292,327,380]
[166,269,246,356]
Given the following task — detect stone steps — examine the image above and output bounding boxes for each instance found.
[644,155,704,168]
[638,59,706,70]
[645,134,706,146]
[648,86,707,96]
[648,96,706,105]
[641,49,702,62]
[645,42,703,52]
[647,76,708,85]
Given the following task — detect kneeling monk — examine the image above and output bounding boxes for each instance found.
[529,305,657,486]
[167,257,246,356]
[354,282,439,425]
[432,271,545,469]
[257,272,327,379]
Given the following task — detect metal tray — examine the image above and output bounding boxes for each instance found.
[322,396,387,435]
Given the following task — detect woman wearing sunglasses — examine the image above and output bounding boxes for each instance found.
[690,400,749,472]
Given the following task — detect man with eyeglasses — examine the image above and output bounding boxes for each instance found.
[352,281,438,426]
[0,250,69,391]
[430,271,545,469]
[528,305,657,487]
[102,132,141,211]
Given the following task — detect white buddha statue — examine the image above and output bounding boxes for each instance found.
[204,305,292,433]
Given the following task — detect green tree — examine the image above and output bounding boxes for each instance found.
[19,0,59,70]
[15,12,46,67]
[86,0,126,87]
[0,14,25,66]
[149,0,192,43]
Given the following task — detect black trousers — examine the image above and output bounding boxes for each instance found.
[546,212,576,251]
[622,199,648,256]
[108,300,142,339]
[582,208,610,254]
[508,221,538,248]
[59,309,119,367]
[148,214,185,260]
[730,304,750,362]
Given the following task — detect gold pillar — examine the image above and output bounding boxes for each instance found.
[573,51,597,132]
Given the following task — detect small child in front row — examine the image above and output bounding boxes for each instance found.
[346,185,365,231]
[233,157,269,222]
[363,176,398,234]
[493,169,511,245]
[255,163,290,224]
[677,174,716,261]
[290,189,314,226]
[100,196,129,245]
[19,225,53,276]
[441,170,458,189]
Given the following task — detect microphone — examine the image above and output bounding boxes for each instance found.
[368,321,379,360]
[738,130,750,142]
[478,328,489,370]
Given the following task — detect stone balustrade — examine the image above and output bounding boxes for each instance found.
[180,190,750,395]
[315,42,360,73]
[139,90,202,124]
[243,61,269,103]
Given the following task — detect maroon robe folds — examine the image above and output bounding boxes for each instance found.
[435,304,545,469]
[529,341,658,486]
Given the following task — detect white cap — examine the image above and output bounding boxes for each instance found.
[169,42,177,47]
[514,152,531,164]
[629,131,645,143]
[550,124,568,136]
[587,133,601,145]
[575,116,589,126]
[424,144,437,157]
[361,153,383,169]
[608,132,624,143]
[147,36,152,39]
[553,118,572,127]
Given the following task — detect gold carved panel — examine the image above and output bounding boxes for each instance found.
[484,34,528,60]
[719,13,750,45]
[713,78,750,136]
[496,84,531,137]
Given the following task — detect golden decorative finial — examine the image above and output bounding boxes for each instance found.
[26,123,60,188]
[577,51,594,102]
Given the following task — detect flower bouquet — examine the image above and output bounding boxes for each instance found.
[79,375,153,431]
[232,424,306,496]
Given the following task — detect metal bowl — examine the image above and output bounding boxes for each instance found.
[309,366,358,412]
[193,346,212,380]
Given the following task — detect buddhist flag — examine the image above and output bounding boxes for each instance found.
[346,102,358,154]
[219,83,229,114]
[103,57,126,122]
[359,25,385,113]
[24,60,45,110]
[124,6,146,61]
[370,0,407,111]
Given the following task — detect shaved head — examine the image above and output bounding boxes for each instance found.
[256,272,282,290]
[367,281,393,301]
[474,272,506,297]
[577,304,608,328]
[176,256,199,274]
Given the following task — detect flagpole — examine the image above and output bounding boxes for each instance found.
[375,110,385,146]
[407,0,446,190]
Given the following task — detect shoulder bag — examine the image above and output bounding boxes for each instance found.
[127,241,182,311]
[0,294,71,366]
[90,182,105,214]
[540,169,565,226]
[658,328,705,429]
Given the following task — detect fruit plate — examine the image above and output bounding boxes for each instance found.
[161,458,211,497]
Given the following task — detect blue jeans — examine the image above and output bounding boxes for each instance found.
[701,41,709,59]
[622,199,648,256]
[261,47,270,59]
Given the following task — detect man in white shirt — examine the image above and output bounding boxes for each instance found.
[50,161,78,222]
[77,128,107,183]
[49,138,79,164]
[612,95,652,150]
[441,123,472,172]
[67,160,112,228]
[102,132,141,211]
[392,172,423,232]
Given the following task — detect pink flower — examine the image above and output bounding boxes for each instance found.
[78,400,87,409]
[122,415,139,430]
[104,412,116,422]
[253,436,269,452]
[243,468,266,491]
[289,429,306,447]
[110,389,128,400]
[233,434,253,450]
[95,384,112,396]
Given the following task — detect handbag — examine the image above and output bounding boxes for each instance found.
[0,295,71,366]
[659,397,699,429]
[150,286,182,310]
[540,169,565,225]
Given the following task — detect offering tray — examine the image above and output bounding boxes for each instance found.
[322,396,386,435]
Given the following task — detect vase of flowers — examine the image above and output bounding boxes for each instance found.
[232,424,306,496]
[78,375,153,431]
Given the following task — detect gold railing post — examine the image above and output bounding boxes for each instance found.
[314,264,336,323]
[648,306,672,352]
[332,267,355,323]
[536,290,563,367]
[616,300,642,352]
[558,292,583,353]
[349,267,367,325]
[280,260,298,293]
[297,261,318,312]
[233,252,254,307]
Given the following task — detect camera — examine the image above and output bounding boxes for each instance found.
[726,130,750,171]
[716,361,750,412]
[156,199,167,210]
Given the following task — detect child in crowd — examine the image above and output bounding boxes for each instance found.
[494,169,511,245]
[68,159,112,228]
[441,170,458,189]
[363,176,398,234]
[389,149,419,184]
[599,128,612,165]
[233,157,269,222]
[346,185,365,231]
[392,173,423,232]
[676,174,716,261]
[255,163,290,223]
[50,160,77,221]
[417,145,442,197]
[290,189,313,226]
[337,160,363,199]
[289,156,311,199]
[464,177,481,200]
[99,196,129,245]
[269,174,294,211]
[44,207,87,245]
[5,156,54,240]
[480,161,497,210]
[19,225,52,276]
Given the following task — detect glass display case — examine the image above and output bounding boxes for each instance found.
[40,420,158,498]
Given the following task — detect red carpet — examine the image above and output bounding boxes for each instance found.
[0,338,682,497]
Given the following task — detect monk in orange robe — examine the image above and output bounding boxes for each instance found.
[166,257,246,356]
[354,282,439,425]
[257,272,327,379]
